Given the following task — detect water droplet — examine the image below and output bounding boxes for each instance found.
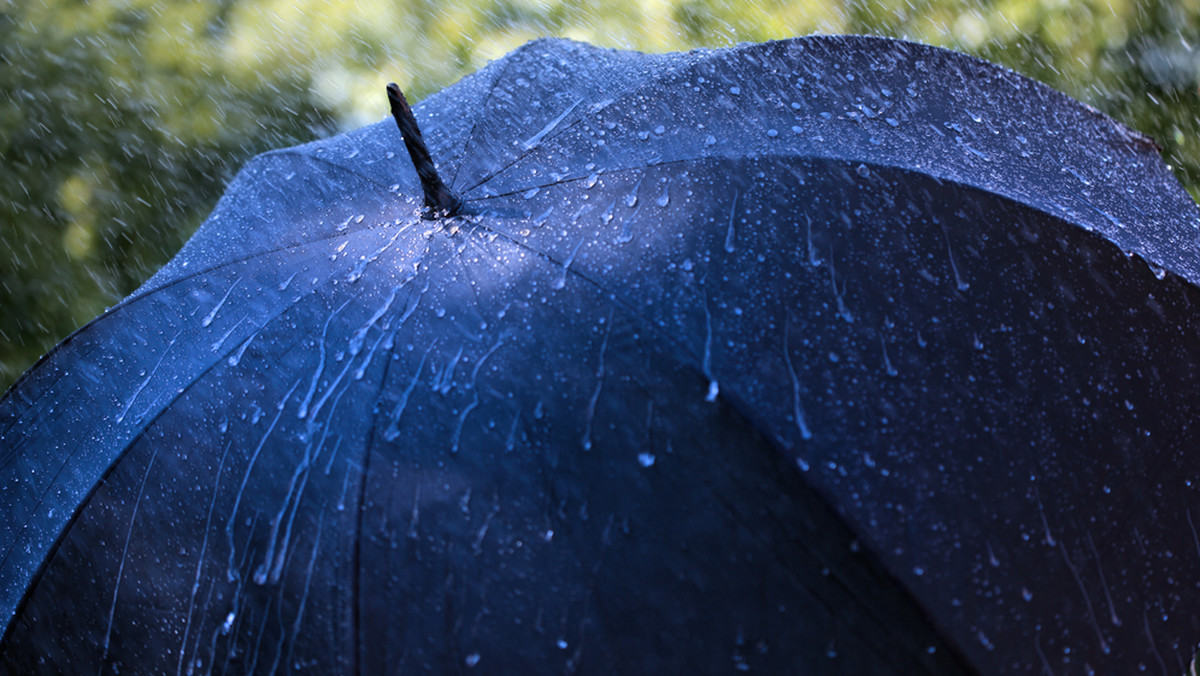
[767,128,778,138]
[886,117,899,127]
[655,180,671,207]
[654,125,665,134]
[624,179,641,208]
[856,164,870,178]
[600,200,616,225]
[705,134,717,146]
[729,85,741,95]
[637,452,656,467]
[522,187,539,199]
[465,654,480,667]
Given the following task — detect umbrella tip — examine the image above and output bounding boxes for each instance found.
[386,83,464,219]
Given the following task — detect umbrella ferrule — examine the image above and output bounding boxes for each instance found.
[387,83,463,218]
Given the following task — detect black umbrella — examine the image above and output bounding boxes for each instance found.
[3,35,1199,674]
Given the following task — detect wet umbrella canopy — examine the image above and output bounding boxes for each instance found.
[2,35,1200,673]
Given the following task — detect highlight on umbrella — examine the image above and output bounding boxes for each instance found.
[1,32,1199,675]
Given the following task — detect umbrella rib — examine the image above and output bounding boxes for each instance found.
[460,114,591,195]
[349,317,407,676]
[262,149,398,193]
[127,224,412,310]
[446,39,537,191]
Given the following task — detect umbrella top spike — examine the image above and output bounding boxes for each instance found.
[387,83,463,219]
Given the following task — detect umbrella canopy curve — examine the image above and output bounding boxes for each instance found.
[2,34,1200,674]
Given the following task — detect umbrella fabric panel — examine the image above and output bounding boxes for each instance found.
[0,251,313,625]
[468,37,1199,282]
[138,152,412,295]
[0,225,435,674]
[0,200,426,641]
[353,232,968,674]
[0,387,359,675]
[475,153,1200,671]
[1,221,969,674]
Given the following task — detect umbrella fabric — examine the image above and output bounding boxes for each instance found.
[2,35,1200,673]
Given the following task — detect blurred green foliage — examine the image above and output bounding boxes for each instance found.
[2,0,1199,392]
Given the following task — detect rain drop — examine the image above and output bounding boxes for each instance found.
[625,178,642,208]
[655,179,671,207]
[553,238,585,290]
[600,200,616,225]
[724,192,739,253]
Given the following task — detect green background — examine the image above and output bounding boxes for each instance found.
[2,0,1199,393]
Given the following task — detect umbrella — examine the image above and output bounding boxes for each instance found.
[2,34,1199,673]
